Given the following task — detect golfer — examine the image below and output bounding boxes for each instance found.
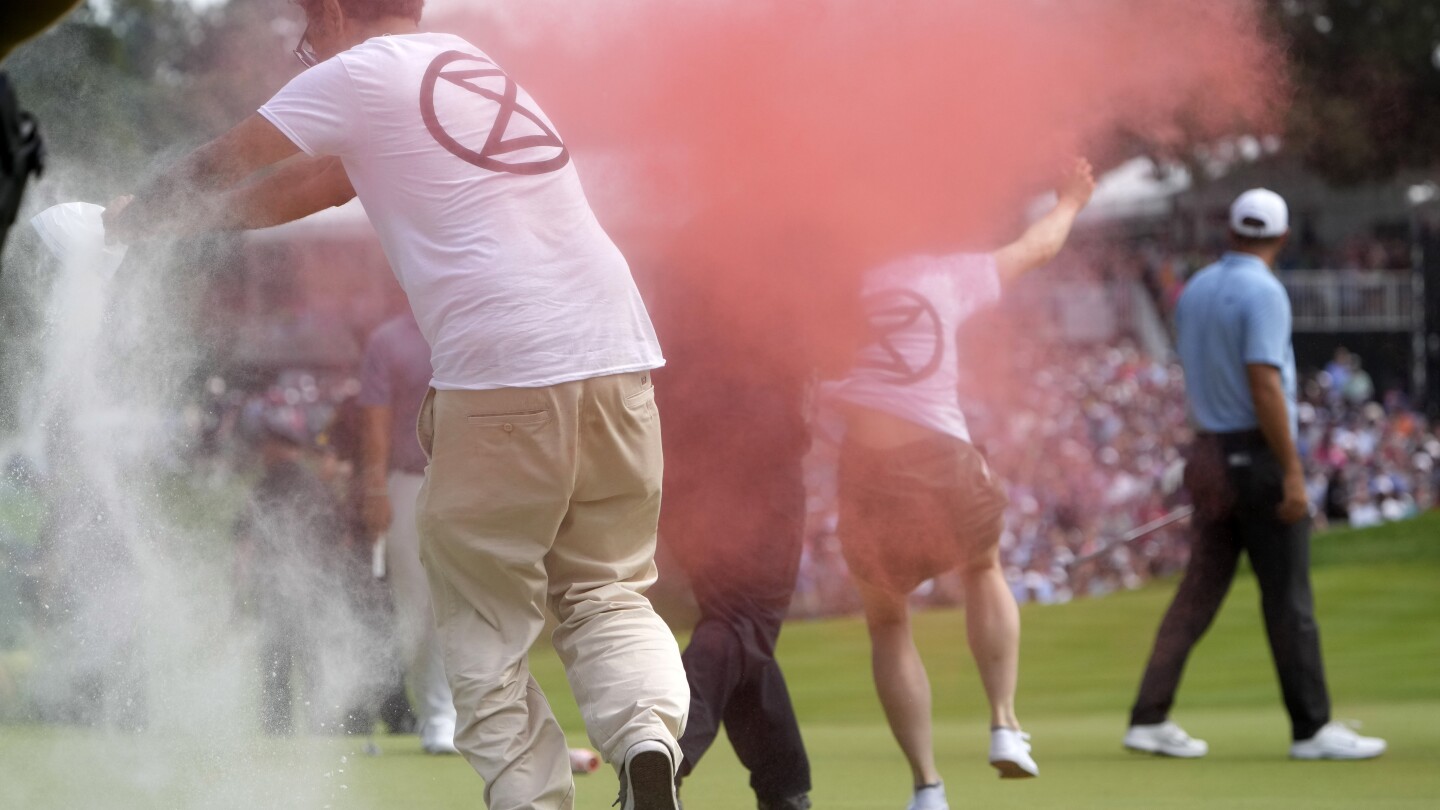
[105,1,688,807]
[1123,189,1385,762]
[827,159,1094,810]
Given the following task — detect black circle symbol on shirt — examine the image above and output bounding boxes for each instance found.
[858,289,944,385]
[419,50,571,176]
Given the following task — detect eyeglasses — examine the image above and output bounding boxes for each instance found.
[293,24,320,68]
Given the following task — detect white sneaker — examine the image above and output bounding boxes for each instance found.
[907,782,949,810]
[989,727,1039,778]
[618,740,679,810]
[1123,721,1208,758]
[1290,721,1386,761]
[420,719,459,755]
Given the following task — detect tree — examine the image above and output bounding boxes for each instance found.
[3,0,299,197]
[0,0,300,434]
[1270,0,1440,184]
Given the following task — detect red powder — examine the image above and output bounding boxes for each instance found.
[446,2,1280,235]
[429,0,1287,593]
[439,0,1284,367]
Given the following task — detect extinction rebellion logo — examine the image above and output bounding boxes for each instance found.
[420,50,571,176]
[858,289,944,385]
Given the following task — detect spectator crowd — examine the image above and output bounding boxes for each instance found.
[797,338,1439,618]
[6,332,1439,635]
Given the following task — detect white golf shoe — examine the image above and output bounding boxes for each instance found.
[906,782,949,810]
[1290,722,1386,761]
[1123,721,1208,758]
[420,718,459,755]
[989,727,1039,778]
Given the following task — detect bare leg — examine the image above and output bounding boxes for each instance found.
[858,581,940,786]
[960,547,1021,730]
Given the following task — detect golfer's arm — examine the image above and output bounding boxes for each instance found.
[116,114,304,237]
[993,198,1085,286]
[360,405,392,495]
[1247,363,1302,475]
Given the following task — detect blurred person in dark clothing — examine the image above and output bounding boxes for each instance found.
[658,341,813,810]
[647,223,863,810]
[234,418,376,736]
[324,395,421,737]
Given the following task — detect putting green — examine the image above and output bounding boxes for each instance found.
[2,515,1436,809]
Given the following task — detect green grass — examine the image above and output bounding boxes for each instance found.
[2,514,1438,809]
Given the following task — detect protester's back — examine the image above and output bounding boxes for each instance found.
[260,33,662,391]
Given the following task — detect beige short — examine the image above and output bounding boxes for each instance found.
[837,434,1009,595]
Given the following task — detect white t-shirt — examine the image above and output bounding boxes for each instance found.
[826,253,1002,442]
[259,33,663,390]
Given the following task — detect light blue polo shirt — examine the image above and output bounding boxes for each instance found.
[1175,252,1297,437]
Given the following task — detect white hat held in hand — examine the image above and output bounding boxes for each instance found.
[30,202,129,279]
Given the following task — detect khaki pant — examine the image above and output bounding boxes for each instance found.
[416,371,688,810]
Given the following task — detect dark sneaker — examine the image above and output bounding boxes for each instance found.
[758,793,813,810]
[618,740,679,810]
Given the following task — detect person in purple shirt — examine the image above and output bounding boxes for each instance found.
[358,311,459,754]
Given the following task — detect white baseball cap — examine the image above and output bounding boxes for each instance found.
[1229,188,1289,238]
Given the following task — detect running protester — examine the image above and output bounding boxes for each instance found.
[825,159,1094,810]
[104,2,688,808]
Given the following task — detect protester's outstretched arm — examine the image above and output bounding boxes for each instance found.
[216,155,355,231]
[112,155,355,237]
[993,158,1095,285]
[104,114,305,242]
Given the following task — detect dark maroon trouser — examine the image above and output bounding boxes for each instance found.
[667,465,812,803]
[1130,430,1331,742]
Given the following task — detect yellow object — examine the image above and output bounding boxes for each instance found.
[2,1,83,62]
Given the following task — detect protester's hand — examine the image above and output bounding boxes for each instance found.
[1057,157,1096,210]
[1278,468,1310,524]
[102,195,136,245]
[363,490,392,537]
